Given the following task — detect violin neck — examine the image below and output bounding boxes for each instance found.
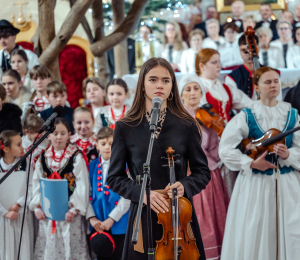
[169,166,176,187]
[261,126,300,147]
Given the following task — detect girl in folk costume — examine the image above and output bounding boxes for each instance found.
[178,75,229,260]
[94,78,131,132]
[22,114,50,171]
[195,48,253,123]
[219,67,300,260]
[196,48,253,196]
[29,118,91,260]
[71,107,98,164]
[10,49,31,92]
[0,130,34,260]
[107,58,211,260]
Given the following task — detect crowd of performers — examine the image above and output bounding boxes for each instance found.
[0,20,300,260]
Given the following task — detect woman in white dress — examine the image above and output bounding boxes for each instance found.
[270,19,294,68]
[180,28,204,74]
[202,19,225,50]
[159,21,188,71]
[286,25,300,69]
[257,26,285,68]
[219,66,300,260]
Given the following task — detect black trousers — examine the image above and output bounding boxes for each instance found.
[90,229,125,260]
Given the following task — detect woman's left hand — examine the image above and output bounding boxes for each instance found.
[165,182,185,199]
[273,144,290,160]
[65,211,77,222]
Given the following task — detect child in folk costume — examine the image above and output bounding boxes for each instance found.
[29,118,90,260]
[195,48,253,123]
[86,127,130,260]
[0,130,33,260]
[94,79,131,133]
[178,75,229,260]
[22,114,50,171]
[82,77,108,118]
[219,67,300,260]
[71,107,98,164]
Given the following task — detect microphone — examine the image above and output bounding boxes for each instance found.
[38,105,65,134]
[149,97,163,132]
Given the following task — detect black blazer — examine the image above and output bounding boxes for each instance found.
[107,37,136,79]
[107,111,211,260]
[0,103,22,135]
[40,106,75,134]
[284,81,300,114]
[255,20,279,41]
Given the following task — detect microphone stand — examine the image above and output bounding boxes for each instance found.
[0,123,56,185]
[132,129,156,260]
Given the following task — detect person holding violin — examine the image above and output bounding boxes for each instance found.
[178,74,229,260]
[219,66,300,260]
[107,57,211,260]
[195,48,253,124]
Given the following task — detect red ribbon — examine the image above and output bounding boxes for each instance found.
[48,171,62,234]
[90,231,115,256]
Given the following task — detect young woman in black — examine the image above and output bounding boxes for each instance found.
[107,58,211,260]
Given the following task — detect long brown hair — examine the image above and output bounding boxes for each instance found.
[164,21,184,51]
[121,58,201,134]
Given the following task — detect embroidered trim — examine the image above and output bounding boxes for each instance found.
[45,144,78,159]
[145,107,167,139]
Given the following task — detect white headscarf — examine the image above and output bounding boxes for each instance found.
[177,74,204,96]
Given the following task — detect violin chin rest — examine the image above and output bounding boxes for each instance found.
[244,149,251,155]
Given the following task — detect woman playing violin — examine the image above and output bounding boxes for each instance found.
[107,58,211,260]
[219,67,300,260]
[178,74,229,260]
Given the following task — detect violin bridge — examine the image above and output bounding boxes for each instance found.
[172,237,182,240]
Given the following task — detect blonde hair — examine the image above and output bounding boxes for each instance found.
[47,81,67,95]
[164,21,184,51]
[195,48,220,76]
[73,106,94,122]
[189,29,205,41]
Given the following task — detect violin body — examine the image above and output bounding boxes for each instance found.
[241,128,286,159]
[155,197,199,260]
[196,104,225,137]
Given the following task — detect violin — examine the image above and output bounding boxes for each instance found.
[155,147,199,260]
[245,26,260,71]
[195,103,226,137]
[241,126,300,159]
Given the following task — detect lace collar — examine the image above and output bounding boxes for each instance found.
[70,133,97,145]
[45,144,78,159]
[0,158,18,171]
[250,100,291,120]
[145,107,167,139]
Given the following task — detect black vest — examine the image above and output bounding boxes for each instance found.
[40,149,82,197]
[228,65,254,98]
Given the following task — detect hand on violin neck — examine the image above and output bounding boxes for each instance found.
[273,144,290,160]
[165,182,185,199]
[250,151,277,171]
[143,191,169,214]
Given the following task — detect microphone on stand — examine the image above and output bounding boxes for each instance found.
[149,97,163,132]
[38,105,65,134]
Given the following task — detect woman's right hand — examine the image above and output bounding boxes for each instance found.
[35,209,46,220]
[4,211,18,221]
[250,151,277,171]
[143,191,169,214]
[90,217,103,232]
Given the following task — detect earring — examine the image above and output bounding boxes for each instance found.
[168,92,173,101]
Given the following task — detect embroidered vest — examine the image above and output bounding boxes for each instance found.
[206,84,233,122]
[89,158,129,235]
[242,107,298,175]
[40,149,82,197]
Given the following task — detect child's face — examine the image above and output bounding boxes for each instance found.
[4,135,23,158]
[48,123,70,150]
[73,111,94,138]
[96,136,113,161]
[32,76,51,93]
[11,55,28,77]
[24,130,38,143]
[107,85,128,109]
[2,76,21,100]
[48,91,67,108]
[86,83,105,106]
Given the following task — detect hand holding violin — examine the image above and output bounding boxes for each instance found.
[273,144,290,159]
[250,151,277,171]
[143,190,169,214]
[164,182,185,199]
